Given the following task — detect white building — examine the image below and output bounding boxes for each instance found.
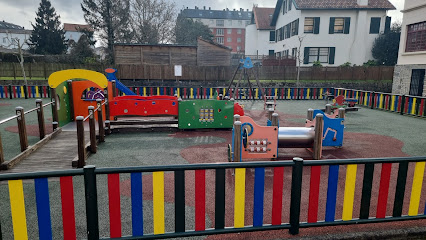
[0,21,32,50]
[392,0,426,96]
[245,7,276,57]
[64,23,93,44]
[247,0,395,66]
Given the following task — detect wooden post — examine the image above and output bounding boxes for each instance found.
[233,114,240,123]
[233,121,242,162]
[271,113,279,126]
[36,99,46,140]
[111,80,117,98]
[371,92,376,109]
[88,106,97,153]
[0,132,4,164]
[313,114,324,160]
[325,104,332,115]
[76,116,86,168]
[307,108,314,121]
[96,99,105,143]
[51,88,59,130]
[338,108,345,119]
[16,107,28,152]
[267,108,274,121]
[105,120,111,135]
[67,80,75,121]
[104,87,110,121]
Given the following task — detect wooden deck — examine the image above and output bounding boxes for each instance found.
[3,131,89,174]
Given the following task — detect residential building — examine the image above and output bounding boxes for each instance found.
[64,23,93,44]
[248,0,395,66]
[0,20,32,50]
[392,0,426,97]
[178,6,252,53]
[245,7,276,57]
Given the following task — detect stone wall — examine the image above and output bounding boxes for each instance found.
[392,64,426,96]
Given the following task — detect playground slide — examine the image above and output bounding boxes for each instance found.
[105,68,136,96]
[114,79,136,96]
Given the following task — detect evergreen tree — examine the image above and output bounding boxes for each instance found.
[175,16,214,45]
[81,0,132,62]
[28,0,67,55]
[70,34,96,64]
[372,23,401,66]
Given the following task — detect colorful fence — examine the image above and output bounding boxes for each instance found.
[116,86,334,101]
[1,157,426,239]
[335,88,426,118]
[0,85,50,99]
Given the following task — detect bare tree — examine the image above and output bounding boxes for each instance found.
[131,0,176,44]
[296,35,305,87]
[2,32,28,92]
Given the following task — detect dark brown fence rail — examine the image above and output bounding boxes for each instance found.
[0,62,394,82]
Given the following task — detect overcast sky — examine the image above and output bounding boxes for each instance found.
[0,0,404,30]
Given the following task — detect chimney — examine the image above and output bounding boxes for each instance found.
[203,6,206,10]
[241,8,243,11]
[226,8,229,11]
[357,0,368,5]
[233,8,236,11]
[195,6,198,9]
[209,7,211,10]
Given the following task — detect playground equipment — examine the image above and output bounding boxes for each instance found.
[326,94,360,112]
[228,108,345,162]
[47,68,244,130]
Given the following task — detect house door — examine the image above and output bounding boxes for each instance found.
[409,69,425,96]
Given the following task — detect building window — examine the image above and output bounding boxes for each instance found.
[406,21,426,52]
[237,29,242,34]
[237,37,241,43]
[238,20,242,26]
[305,47,335,64]
[288,0,292,11]
[216,20,224,27]
[227,37,232,42]
[284,50,289,58]
[291,19,299,36]
[304,17,320,34]
[228,20,232,26]
[292,47,297,58]
[216,37,224,44]
[237,46,241,51]
[269,50,275,56]
[227,29,232,34]
[282,0,287,15]
[370,17,381,34]
[269,31,276,41]
[330,17,350,34]
[216,28,224,36]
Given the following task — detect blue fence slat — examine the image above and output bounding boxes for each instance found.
[325,165,339,222]
[34,178,53,240]
[131,172,143,236]
[253,168,265,227]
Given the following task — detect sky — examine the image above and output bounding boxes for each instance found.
[0,0,405,30]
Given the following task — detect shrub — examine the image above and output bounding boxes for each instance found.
[312,61,322,67]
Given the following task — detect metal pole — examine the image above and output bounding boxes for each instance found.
[313,114,324,160]
[36,99,46,140]
[88,106,97,153]
[111,80,117,98]
[233,121,242,162]
[289,157,304,235]
[16,107,28,152]
[96,99,105,143]
[76,116,85,168]
[307,108,314,121]
[83,165,100,240]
